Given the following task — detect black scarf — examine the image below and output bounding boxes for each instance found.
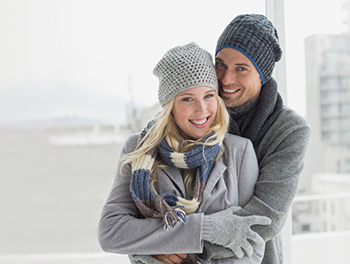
[228,77,283,148]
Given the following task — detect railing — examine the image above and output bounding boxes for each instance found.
[292,192,350,234]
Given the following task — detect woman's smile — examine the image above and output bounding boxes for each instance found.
[172,86,217,140]
[189,116,210,127]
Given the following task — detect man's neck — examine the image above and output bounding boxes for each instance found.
[228,96,260,115]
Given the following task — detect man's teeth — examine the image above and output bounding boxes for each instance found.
[223,87,240,93]
[191,118,207,125]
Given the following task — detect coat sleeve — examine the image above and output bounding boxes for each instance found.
[98,134,204,255]
[235,112,311,241]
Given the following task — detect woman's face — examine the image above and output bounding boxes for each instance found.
[172,86,218,140]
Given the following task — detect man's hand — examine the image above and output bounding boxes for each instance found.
[151,254,187,264]
[202,206,271,258]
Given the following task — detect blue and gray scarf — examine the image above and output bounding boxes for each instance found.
[130,135,219,264]
[130,132,219,264]
[130,133,219,230]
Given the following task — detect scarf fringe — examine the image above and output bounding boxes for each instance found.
[156,195,187,230]
[164,206,187,230]
[131,134,219,232]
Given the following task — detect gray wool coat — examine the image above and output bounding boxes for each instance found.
[98,133,265,263]
[231,104,311,264]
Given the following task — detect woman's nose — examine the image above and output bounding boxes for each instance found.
[195,99,205,112]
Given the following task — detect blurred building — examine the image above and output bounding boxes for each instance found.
[293,1,350,242]
[300,1,350,194]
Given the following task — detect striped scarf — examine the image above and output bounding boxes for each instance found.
[130,134,219,263]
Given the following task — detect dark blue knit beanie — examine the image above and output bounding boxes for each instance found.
[216,14,282,85]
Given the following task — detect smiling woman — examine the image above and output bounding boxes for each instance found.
[98,42,269,264]
[2,1,350,264]
[172,86,218,140]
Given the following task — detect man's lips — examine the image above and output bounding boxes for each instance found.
[221,86,241,93]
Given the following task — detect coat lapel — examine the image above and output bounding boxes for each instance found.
[158,159,227,210]
[199,160,227,211]
[160,166,186,198]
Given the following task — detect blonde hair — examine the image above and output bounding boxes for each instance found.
[121,92,229,196]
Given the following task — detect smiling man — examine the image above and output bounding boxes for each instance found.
[200,14,312,264]
[126,14,312,264]
[215,48,262,108]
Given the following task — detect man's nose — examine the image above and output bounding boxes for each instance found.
[220,70,236,85]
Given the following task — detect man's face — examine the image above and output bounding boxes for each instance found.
[215,48,262,108]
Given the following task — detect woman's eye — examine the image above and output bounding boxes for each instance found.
[182,97,192,102]
[216,62,225,67]
[205,94,214,99]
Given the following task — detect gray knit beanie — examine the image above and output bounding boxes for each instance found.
[216,14,282,85]
[154,42,218,106]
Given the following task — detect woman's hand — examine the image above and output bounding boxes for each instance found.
[151,254,187,264]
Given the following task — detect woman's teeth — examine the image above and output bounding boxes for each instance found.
[191,117,207,125]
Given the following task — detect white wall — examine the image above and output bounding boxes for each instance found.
[292,231,350,264]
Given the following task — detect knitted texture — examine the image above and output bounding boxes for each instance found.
[130,134,219,264]
[154,42,218,106]
[216,14,282,85]
[228,77,283,148]
[202,206,271,259]
[130,133,219,230]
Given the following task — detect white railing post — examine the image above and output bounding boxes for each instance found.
[265,1,291,263]
[265,0,288,104]
[293,193,350,233]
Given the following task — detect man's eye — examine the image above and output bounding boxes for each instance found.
[238,67,246,71]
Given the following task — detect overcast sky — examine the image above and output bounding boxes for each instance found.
[0,0,348,119]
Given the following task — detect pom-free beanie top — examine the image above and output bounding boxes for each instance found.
[216,14,282,85]
[154,42,218,106]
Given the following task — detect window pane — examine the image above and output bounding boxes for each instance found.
[286,1,350,264]
[0,1,265,263]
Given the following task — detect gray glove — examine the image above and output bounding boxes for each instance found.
[129,255,164,264]
[201,206,271,259]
